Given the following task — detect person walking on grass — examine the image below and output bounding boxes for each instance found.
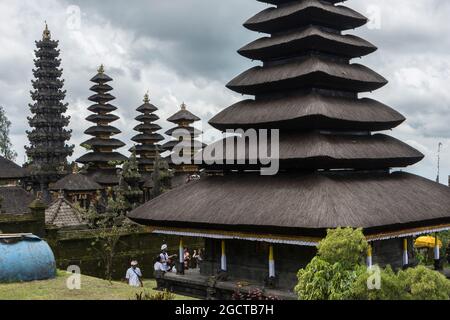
[125,260,143,287]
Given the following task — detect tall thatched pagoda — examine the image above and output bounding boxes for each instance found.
[26,24,74,196]
[162,103,203,178]
[130,93,164,175]
[76,65,127,187]
[129,0,450,294]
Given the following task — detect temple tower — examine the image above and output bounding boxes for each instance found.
[162,103,203,176]
[130,93,164,175]
[129,0,450,292]
[76,65,127,187]
[26,24,74,196]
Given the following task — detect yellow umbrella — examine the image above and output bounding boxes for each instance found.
[414,236,443,249]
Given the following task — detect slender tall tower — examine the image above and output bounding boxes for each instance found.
[76,65,127,187]
[162,103,203,176]
[130,92,164,175]
[26,23,74,195]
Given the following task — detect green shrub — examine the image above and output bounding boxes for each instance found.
[398,266,450,300]
[296,228,450,300]
[295,257,364,300]
[318,228,368,269]
[134,289,175,300]
[348,266,406,300]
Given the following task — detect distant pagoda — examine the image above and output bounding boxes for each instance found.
[162,103,203,175]
[26,23,74,195]
[130,0,450,294]
[76,65,127,186]
[130,93,164,175]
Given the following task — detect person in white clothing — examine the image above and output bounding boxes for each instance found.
[125,261,143,287]
[160,244,177,272]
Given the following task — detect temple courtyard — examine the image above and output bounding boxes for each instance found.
[0,271,192,300]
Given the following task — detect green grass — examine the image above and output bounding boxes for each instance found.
[0,271,194,300]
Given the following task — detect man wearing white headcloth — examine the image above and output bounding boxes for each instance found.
[125,260,143,287]
[160,244,177,272]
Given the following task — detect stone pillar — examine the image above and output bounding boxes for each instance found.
[29,197,47,238]
[367,244,373,268]
[221,240,227,272]
[177,237,185,275]
[402,238,409,267]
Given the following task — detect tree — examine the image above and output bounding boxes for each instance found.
[398,266,450,300]
[295,228,368,300]
[0,106,17,161]
[86,189,136,282]
[317,228,368,269]
[151,151,173,199]
[121,149,143,209]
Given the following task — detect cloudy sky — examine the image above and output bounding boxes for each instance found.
[0,0,449,184]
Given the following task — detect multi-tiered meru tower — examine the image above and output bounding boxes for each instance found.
[26,24,74,196]
[162,103,203,176]
[76,66,127,186]
[130,0,450,293]
[130,93,164,175]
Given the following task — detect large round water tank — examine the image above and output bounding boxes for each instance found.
[0,234,56,283]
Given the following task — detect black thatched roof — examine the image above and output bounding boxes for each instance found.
[87,169,121,186]
[0,156,26,179]
[90,72,112,83]
[128,0,450,235]
[239,25,376,61]
[245,0,367,33]
[165,126,202,137]
[133,123,162,132]
[210,93,405,131]
[131,133,165,143]
[82,138,126,149]
[77,152,128,164]
[50,173,102,192]
[88,104,117,113]
[129,172,450,233]
[0,187,34,215]
[257,0,344,5]
[203,133,423,170]
[84,125,121,136]
[137,102,158,113]
[86,114,119,123]
[167,108,201,124]
[227,56,387,95]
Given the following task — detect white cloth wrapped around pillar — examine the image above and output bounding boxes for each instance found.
[269,245,275,278]
[367,245,373,268]
[221,240,227,271]
[179,238,184,264]
[434,235,440,260]
[402,239,409,266]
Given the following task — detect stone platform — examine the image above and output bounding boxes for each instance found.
[158,269,297,300]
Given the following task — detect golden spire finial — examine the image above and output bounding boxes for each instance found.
[143,91,150,103]
[181,102,187,110]
[98,64,105,74]
[43,21,51,40]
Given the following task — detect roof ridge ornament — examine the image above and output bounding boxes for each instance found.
[181,102,187,111]
[43,21,51,41]
[97,64,105,74]
[144,91,150,104]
